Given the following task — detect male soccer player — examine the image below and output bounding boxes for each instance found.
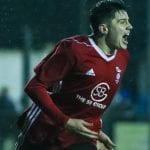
[15,0,133,149]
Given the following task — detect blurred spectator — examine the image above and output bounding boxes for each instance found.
[0,86,18,150]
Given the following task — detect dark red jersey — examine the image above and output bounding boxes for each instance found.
[17,35,129,148]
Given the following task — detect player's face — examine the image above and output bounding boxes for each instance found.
[106,10,133,50]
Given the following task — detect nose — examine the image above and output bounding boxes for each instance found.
[127,22,133,30]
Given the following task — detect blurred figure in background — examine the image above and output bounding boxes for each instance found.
[0,86,18,150]
[15,0,133,150]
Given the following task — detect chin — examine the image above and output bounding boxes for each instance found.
[121,47,127,50]
[123,46,127,49]
[120,44,127,50]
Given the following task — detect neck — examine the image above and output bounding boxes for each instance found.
[92,35,115,55]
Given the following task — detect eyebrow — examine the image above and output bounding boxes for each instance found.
[118,18,129,22]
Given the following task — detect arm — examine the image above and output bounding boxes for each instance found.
[25,76,69,127]
[25,41,73,127]
[25,77,98,138]
[25,40,98,139]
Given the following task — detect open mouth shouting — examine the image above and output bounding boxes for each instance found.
[122,33,130,45]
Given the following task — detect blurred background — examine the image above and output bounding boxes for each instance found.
[0,0,150,150]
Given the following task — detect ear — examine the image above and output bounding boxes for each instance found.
[98,24,108,35]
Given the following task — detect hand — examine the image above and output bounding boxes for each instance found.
[65,118,98,139]
[98,131,116,150]
[96,140,110,150]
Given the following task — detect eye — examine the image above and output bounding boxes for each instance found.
[120,20,127,25]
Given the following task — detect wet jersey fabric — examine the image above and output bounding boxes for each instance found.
[17,35,129,148]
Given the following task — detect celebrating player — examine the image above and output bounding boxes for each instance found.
[15,0,132,149]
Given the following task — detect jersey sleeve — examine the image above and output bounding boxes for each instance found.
[24,40,76,127]
[34,40,76,87]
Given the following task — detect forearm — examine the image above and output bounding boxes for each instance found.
[25,77,69,127]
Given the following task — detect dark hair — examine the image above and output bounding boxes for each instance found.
[89,0,127,35]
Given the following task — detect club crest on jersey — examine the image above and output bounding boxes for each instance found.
[115,66,121,84]
[91,82,110,102]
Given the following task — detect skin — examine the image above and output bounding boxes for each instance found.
[97,10,133,54]
[65,10,133,150]
[65,119,116,150]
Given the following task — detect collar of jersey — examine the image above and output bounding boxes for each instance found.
[88,37,117,62]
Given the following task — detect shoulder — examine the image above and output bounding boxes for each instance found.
[60,35,91,48]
